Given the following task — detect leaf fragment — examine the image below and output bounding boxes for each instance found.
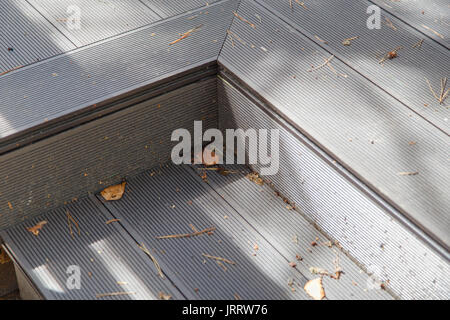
[27,221,48,236]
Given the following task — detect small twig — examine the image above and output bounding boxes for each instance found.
[421,24,444,39]
[169,24,203,45]
[295,0,307,9]
[342,36,359,46]
[308,55,334,72]
[0,65,23,76]
[324,58,348,78]
[66,211,80,239]
[138,244,164,278]
[96,291,136,299]
[202,253,236,265]
[384,17,397,31]
[156,227,216,239]
[398,171,419,176]
[315,35,328,44]
[425,77,449,105]
[233,11,255,29]
[217,261,228,272]
[106,218,120,225]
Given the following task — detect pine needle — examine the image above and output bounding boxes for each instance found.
[202,253,236,265]
[138,243,164,278]
[156,227,216,239]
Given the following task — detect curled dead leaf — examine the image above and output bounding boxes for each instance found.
[27,221,48,236]
[304,278,326,300]
[101,182,126,201]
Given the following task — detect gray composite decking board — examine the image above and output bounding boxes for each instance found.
[0,196,184,300]
[257,0,450,133]
[0,0,75,73]
[217,77,450,300]
[141,0,220,18]
[190,165,393,300]
[370,0,449,47]
[219,0,450,249]
[99,164,312,300]
[0,0,237,144]
[0,79,217,230]
[27,0,161,47]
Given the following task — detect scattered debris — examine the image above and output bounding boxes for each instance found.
[408,141,417,146]
[311,241,318,247]
[421,24,444,39]
[292,235,298,244]
[295,254,303,261]
[156,226,216,239]
[397,171,419,176]
[27,221,48,236]
[234,293,241,300]
[7,201,13,210]
[158,292,172,300]
[66,211,81,239]
[425,77,449,105]
[253,243,259,251]
[7,47,13,52]
[412,39,424,48]
[233,11,255,29]
[170,24,203,45]
[309,267,330,276]
[106,218,120,225]
[384,17,397,31]
[202,253,236,265]
[101,182,127,201]
[0,65,23,77]
[246,172,264,185]
[304,278,326,300]
[138,243,164,278]
[96,291,136,299]
[378,46,402,64]
[342,36,359,46]
[226,29,246,48]
[289,262,297,268]
[117,281,128,285]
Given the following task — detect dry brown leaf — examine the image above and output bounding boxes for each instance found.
[0,248,11,264]
[158,292,172,300]
[304,278,326,300]
[101,182,126,201]
[27,221,48,236]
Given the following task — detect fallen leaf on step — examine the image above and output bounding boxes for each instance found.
[304,278,326,300]
[27,221,48,236]
[101,182,127,201]
[158,292,172,300]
